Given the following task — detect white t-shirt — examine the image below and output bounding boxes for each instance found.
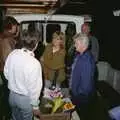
[4,48,43,108]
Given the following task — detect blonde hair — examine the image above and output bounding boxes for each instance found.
[52,31,65,48]
[52,31,65,41]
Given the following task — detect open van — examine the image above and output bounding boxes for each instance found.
[12,14,85,44]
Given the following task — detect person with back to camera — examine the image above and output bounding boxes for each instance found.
[81,22,99,63]
[40,31,66,89]
[70,33,97,120]
[4,31,43,120]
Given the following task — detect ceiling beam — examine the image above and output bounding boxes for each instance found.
[0,0,69,15]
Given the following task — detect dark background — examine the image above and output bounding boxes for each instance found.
[93,0,120,70]
[55,0,120,70]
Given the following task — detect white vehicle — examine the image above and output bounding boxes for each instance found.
[13,14,84,44]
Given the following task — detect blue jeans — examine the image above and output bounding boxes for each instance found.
[9,91,33,120]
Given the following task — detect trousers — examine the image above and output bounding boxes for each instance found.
[9,91,33,120]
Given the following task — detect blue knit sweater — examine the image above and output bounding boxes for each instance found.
[71,50,96,97]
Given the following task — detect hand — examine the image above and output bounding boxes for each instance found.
[33,109,43,120]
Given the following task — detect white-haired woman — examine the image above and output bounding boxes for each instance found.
[70,33,97,120]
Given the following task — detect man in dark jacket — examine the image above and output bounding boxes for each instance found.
[0,16,19,120]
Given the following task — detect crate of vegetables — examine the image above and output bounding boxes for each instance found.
[35,88,75,120]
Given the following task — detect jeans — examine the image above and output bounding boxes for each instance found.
[9,91,33,120]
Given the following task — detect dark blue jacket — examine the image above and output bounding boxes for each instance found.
[71,50,96,99]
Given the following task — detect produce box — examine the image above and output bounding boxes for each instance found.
[33,98,71,120]
[34,88,75,120]
[40,112,70,120]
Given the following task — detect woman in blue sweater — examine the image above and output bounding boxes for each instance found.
[70,33,97,120]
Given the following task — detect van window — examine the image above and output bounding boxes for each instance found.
[20,20,76,87]
[21,21,76,46]
[46,24,61,43]
[21,21,43,41]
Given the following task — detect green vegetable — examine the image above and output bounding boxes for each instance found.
[51,97,64,114]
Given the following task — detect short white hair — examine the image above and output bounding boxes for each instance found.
[73,33,89,48]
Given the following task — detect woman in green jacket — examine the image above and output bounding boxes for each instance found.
[40,31,66,88]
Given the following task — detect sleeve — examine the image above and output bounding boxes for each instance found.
[91,37,99,62]
[95,38,99,61]
[71,58,83,95]
[26,61,43,109]
[40,44,50,61]
[78,59,93,95]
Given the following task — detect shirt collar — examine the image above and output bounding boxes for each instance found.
[21,48,35,57]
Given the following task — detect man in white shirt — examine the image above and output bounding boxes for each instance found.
[4,31,43,120]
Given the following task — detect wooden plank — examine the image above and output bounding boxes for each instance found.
[1,0,61,14]
[4,0,58,3]
[6,8,50,14]
[0,3,56,7]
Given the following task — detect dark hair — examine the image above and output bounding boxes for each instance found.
[65,23,76,36]
[3,16,19,30]
[20,31,40,51]
[28,22,36,33]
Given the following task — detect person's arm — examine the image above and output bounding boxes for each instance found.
[95,38,99,61]
[39,44,50,62]
[91,36,99,62]
[72,57,94,96]
[26,61,43,118]
[71,58,83,95]
[78,58,94,95]
[39,47,45,62]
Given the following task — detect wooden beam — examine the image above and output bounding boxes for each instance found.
[1,0,61,15]
[0,3,56,7]
[6,7,50,14]
[4,0,58,3]
[3,0,58,5]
